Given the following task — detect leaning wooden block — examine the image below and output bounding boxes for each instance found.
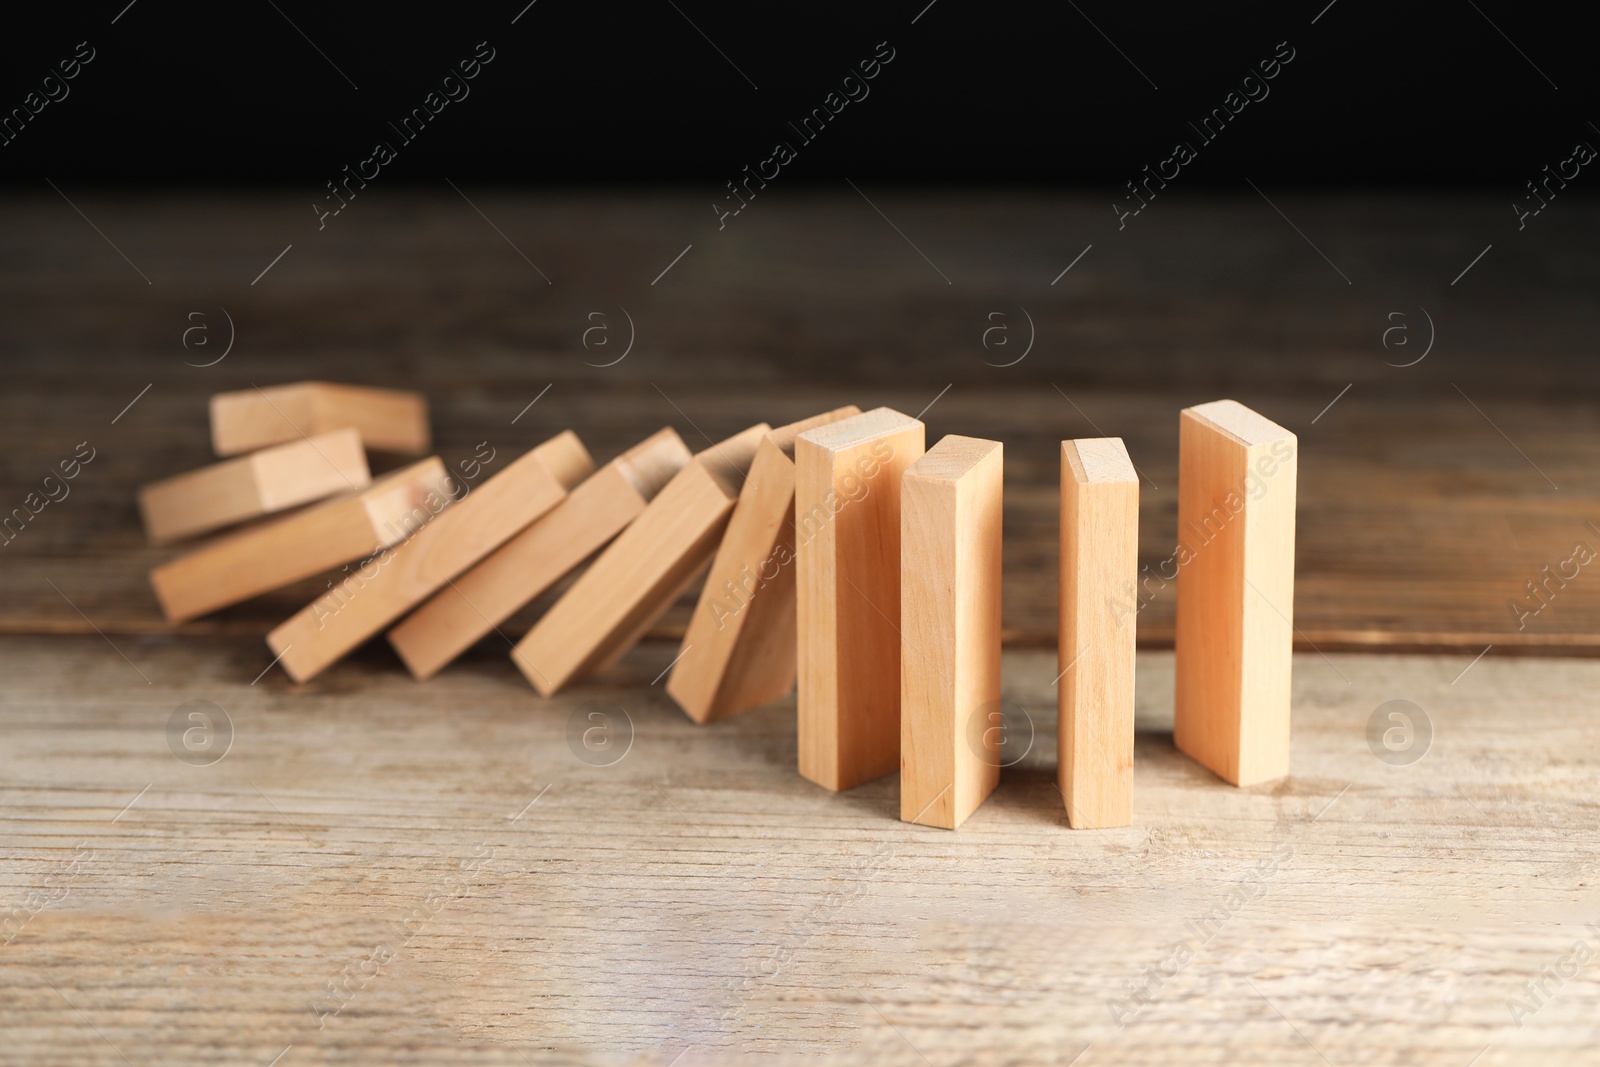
[1059,438,1139,828]
[210,382,429,456]
[139,428,369,545]
[1174,400,1298,787]
[388,428,693,680]
[900,435,1003,829]
[667,406,861,724]
[150,457,454,623]
[512,424,770,696]
[266,432,592,683]
[795,406,925,792]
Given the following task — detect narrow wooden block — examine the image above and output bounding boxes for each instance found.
[138,428,370,545]
[1059,438,1139,828]
[667,406,861,724]
[1174,400,1298,787]
[388,428,693,680]
[900,435,1003,829]
[150,458,454,623]
[266,432,592,683]
[794,406,925,792]
[512,425,770,696]
[210,382,429,456]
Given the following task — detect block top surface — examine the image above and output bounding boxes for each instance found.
[613,427,693,499]
[795,406,919,453]
[531,430,595,490]
[1063,437,1137,484]
[766,405,862,459]
[1185,399,1295,447]
[906,434,1001,483]
[692,423,771,496]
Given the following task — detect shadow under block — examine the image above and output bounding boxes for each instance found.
[210,382,430,457]
[150,458,454,623]
[667,406,862,724]
[1174,400,1298,787]
[138,428,370,545]
[512,424,770,696]
[388,428,693,680]
[899,435,1003,829]
[1058,438,1139,828]
[795,407,926,793]
[266,432,592,683]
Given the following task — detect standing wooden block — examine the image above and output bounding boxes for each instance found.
[266,432,592,683]
[388,428,693,680]
[210,382,429,456]
[1059,438,1139,828]
[512,425,770,696]
[1174,400,1298,787]
[138,429,370,545]
[150,458,454,623]
[900,436,1003,829]
[794,407,925,792]
[667,406,861,724]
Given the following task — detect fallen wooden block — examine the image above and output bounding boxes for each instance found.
[210,382,429,457]
[388,428,693,680]
[138,428,370,545]
[266,432,592,683]
[1174,399,1298,786]
[511,424,770,696]
[1058,437,1139,828]
[150,458,454,623]
[795,406,925,792]
[900,435,1003,829]
[667,406,861,724]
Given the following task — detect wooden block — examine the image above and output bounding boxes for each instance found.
[210,382,429,456]
[512,424,770,696]
[1174,400,1298,787]
[265,432,592,683]
[1058,438,1139,828]
[388,428,693,680]
[795,407,925,792]
[150,458,454,623]
[138,428,370,545]
[667,406,862,724]
[899,435,1003,829]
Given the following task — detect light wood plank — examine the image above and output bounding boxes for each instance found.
[210,382,429,456]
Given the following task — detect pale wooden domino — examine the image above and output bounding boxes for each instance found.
[667,406,861,724]
[795,406,925,792]
[900,435,1003,829]
[139,428,369,545]
[210,382,429,456]
[1174,400,1298,786]
[512,424,770,696]
[150,458,454,623]
[266,432,592,683]
[388,428,693,680]
[1059,438,1139,828]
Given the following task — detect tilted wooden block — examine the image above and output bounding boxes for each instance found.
[1059,438,1139,828]
[388,428,693,680]
[511,424,769,696]
[210,382,429,457]
[266,432,592,683]
[795,406,925,792]
[1174,400,1298,786]
[150,458,454,623]
[900,435,1003,829]
[667,406,861,724]
[139,428,370,545]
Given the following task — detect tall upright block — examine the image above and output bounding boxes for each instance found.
[795,406,925,792]
[210,382,429,457]
[667,406,861,724]
[899,436,1003,829]
[1059,438,1139,828]
[1174,400,1298,786]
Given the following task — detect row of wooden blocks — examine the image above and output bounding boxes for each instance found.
[142,384,1297,830]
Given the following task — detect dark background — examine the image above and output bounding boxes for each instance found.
[0,0,1588,188]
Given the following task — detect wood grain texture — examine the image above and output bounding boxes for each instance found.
[1175,401,1299,787]
[1059,437,1140,828]
[668,407,860,725]
[795,408,926,792]
[899,435,1003,829]
[210,382,429,456]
